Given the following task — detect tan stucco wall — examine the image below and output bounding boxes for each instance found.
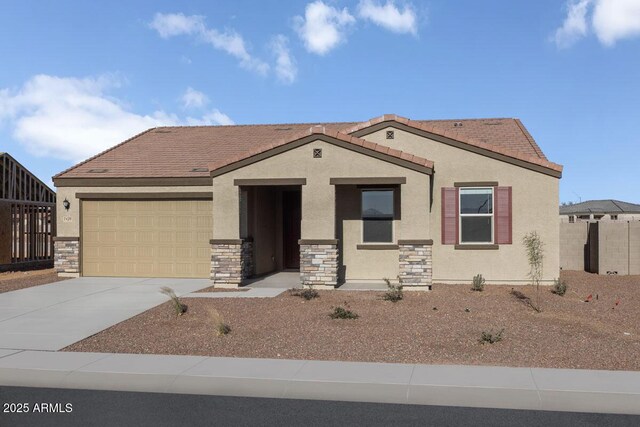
[364,127,560,283]
[559,222,589,271]
[55,186,211,237]
[336,185,400,281]
[211,139,431,281]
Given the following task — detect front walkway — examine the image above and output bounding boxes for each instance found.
[244,271,300,289]
[0,277,210,351]
[0,351,638,415]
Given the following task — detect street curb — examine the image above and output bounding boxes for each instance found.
[0,351,639,415]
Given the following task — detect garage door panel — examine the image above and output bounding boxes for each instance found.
[82,200,212,278]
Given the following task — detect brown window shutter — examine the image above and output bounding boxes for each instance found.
[494,186,512,244]
[441,187,459,245]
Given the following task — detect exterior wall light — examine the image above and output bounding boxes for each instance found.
[63,198,71,210]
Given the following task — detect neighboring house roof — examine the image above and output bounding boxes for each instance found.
[560,200,640,215]
[53,114,560,181]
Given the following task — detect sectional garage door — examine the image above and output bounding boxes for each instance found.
[82,200,212,278]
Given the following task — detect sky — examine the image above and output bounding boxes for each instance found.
[0,0,639,204]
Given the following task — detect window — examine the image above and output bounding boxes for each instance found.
[611,214,618,220]
[569,215,575,223]
[362,189,394,243]
[459,188,493,243]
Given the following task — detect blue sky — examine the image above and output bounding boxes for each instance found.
[0,0,639,203]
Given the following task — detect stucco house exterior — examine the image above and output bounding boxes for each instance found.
[52,114,562,289]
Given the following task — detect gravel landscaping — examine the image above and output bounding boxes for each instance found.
[0,268,68,293]
[64,271,640,370]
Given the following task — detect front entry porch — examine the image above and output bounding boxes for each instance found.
[209,177,433,290]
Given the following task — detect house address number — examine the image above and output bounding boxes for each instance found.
[63,216,72,223]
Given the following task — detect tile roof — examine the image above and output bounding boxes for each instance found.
[343,114,562,173]
[560,200,640,215]
[53,114,559,180]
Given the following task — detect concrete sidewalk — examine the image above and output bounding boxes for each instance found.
[0,351,638,415]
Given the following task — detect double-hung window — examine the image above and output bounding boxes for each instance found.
[362,189,394,243]
[459,188,493,244]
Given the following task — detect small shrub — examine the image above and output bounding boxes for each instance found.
[207,308,231,336]
[382,277,404,302]
[552,278,567,296]
[289,286,319,300]
[160,286,187,316]
[479,329,504,344]
[330,303,359,320]
[471,274,485,292]
[510,288,541,313]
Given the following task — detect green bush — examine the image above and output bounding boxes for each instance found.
[382,277,404,302]
[552,278,567,296]
[160,286,187,316]
[330,304,359,320]
[479,329,504,344]
[471,274,485,292]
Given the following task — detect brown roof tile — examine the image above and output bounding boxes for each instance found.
[54,114,560,180]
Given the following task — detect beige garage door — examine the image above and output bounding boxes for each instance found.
[82,200,212,278]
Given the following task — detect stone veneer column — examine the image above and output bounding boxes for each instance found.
[241,238,254,279]
[398,240,433,289]
[210,239,243,288]
[53,237,80,276]
[299,239,338,289]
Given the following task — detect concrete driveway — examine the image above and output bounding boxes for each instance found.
[0,277,210,351]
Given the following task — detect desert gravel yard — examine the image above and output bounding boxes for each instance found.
[64,271,640,370]
[0,268,68,294]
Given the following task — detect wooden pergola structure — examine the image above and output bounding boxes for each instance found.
[0,153,56,271]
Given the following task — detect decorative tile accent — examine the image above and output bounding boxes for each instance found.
[399,243,432,287]
[300,243,338,287]
[54,239,79,274]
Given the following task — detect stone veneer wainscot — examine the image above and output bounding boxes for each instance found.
[53,237,80,275]
[398,240,433,288]
[299,240,338,289]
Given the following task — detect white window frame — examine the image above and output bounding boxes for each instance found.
[361,188,395,244]
[458,187,494,244]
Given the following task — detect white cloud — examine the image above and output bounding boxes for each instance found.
[294,1,356,55]
[357,0,417,35]
[270,35,297,84]
[150,12,269,74]
[181,87,209,109]
[186,110,234,126]
[592,0,640,45]
[0,74,233,162]
[553,0,592,48]
[553,0,640,48]
[149,12,205,38]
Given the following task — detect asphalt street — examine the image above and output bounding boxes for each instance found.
[1,386,638,427]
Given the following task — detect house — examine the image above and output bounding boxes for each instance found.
[560,200,640,223]
[1,153,56,271]
[52,115,562,289]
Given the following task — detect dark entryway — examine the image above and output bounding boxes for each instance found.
[282,190,301,269]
